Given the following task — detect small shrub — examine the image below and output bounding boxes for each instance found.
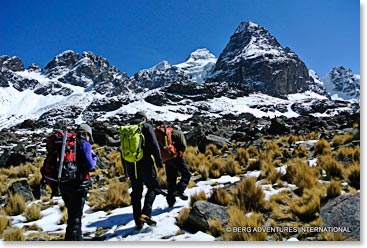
[209,188,233,206]
[89,178,131,211]
[314,139,331,156]
[198,163,210,180]
[246,146,260,158]
[176,207,190,227]
[318,155,344,180]
[5,193,26,216]
[247,159,261,171]
[344,162,360,190]
[290,188,320,222]
[208,219,224,237]
[269,190,294,221]
[190,191,207,207]
[24,204,41,222]
[223,206,266,241]
[293,145,308,158]
[209,158,226,178]
[326,180,341,200]
[332,133,354,147]
[205,144,222,157]
[283,159,316,194]
[225,158,242,176]
[233,177,265,212]
[0,216,12,235]
[235,148,249,165]
[3,227,25,241]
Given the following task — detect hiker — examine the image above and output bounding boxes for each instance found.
[123,111,164,230]
[164,124,191,207]
[59,124,97,241]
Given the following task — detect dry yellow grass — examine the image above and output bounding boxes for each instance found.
[283,159,316,194]
[157,166,167,189]
[187,181,197,189]
[233,177,265,212]
[88,178,131,211]
[208,219,224,237]
[317,155,344,180]
[24,203,41,222]
[209,158,226,178]
[209,187,233,206]
[235,148,249,165]
[176,207,191,227]
[290,188,320,222]
[332,133,354,147]
[293,145,308,158]
[335,145,360,163]
[59,207,68,225]
[344,161,360,190]
[205,144,222,157]
[326,180,341,200]
[223,206,266,241]
[0,216,12,235]
[269,190,294,221]
[314,139,332,156]
[225,158,242,176]
[318,232,356,241]
[246,146,260,158]
[190,191,207,207]
[5,193,26,216]
[2,227,25,241]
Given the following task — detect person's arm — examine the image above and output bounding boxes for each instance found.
[144,124,163,168]
[81,142,97,171]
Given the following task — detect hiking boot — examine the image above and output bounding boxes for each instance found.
[140,214,157,226]
[174,191,188,200]
[135,222,144,230]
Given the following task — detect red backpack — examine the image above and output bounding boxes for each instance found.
[41,130,79,186]
[155,125,177,163]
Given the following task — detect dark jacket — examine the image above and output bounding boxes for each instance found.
[131,118,163,168]
[172,129,187,153]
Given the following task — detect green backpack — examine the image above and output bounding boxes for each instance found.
[120,122,145,163]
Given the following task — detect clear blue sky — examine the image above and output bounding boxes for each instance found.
[0,0,360,77]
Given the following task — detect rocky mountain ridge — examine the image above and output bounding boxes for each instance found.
[0,21,360,132]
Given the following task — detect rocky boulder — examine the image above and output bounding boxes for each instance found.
[320,192,360,240]
[8,179,34,202]
[184,201,228,233]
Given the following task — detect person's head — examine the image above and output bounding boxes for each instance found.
[135,111,148,122]
[76,123,94,143]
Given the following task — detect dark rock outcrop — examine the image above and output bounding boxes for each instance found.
[184,201,228,233]
[208,21,319,97]
[320,193,360,240]
[8,179,34,202]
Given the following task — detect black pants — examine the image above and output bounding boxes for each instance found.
[60,182,88,241]
[126,160,160,226]
[165,157,191,205]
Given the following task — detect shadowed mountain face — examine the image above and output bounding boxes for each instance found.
[208,21,315,97]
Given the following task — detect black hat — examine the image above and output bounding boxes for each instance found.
[135,111,147,119]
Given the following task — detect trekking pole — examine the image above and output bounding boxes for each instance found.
[57,130,68,182]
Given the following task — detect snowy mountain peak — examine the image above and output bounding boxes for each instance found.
[175,48,217,83]
[235,21,262,34]
[185,48,216,62]
[152,60,171,71]
[209,21,311,97]
[322,66,360,101]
